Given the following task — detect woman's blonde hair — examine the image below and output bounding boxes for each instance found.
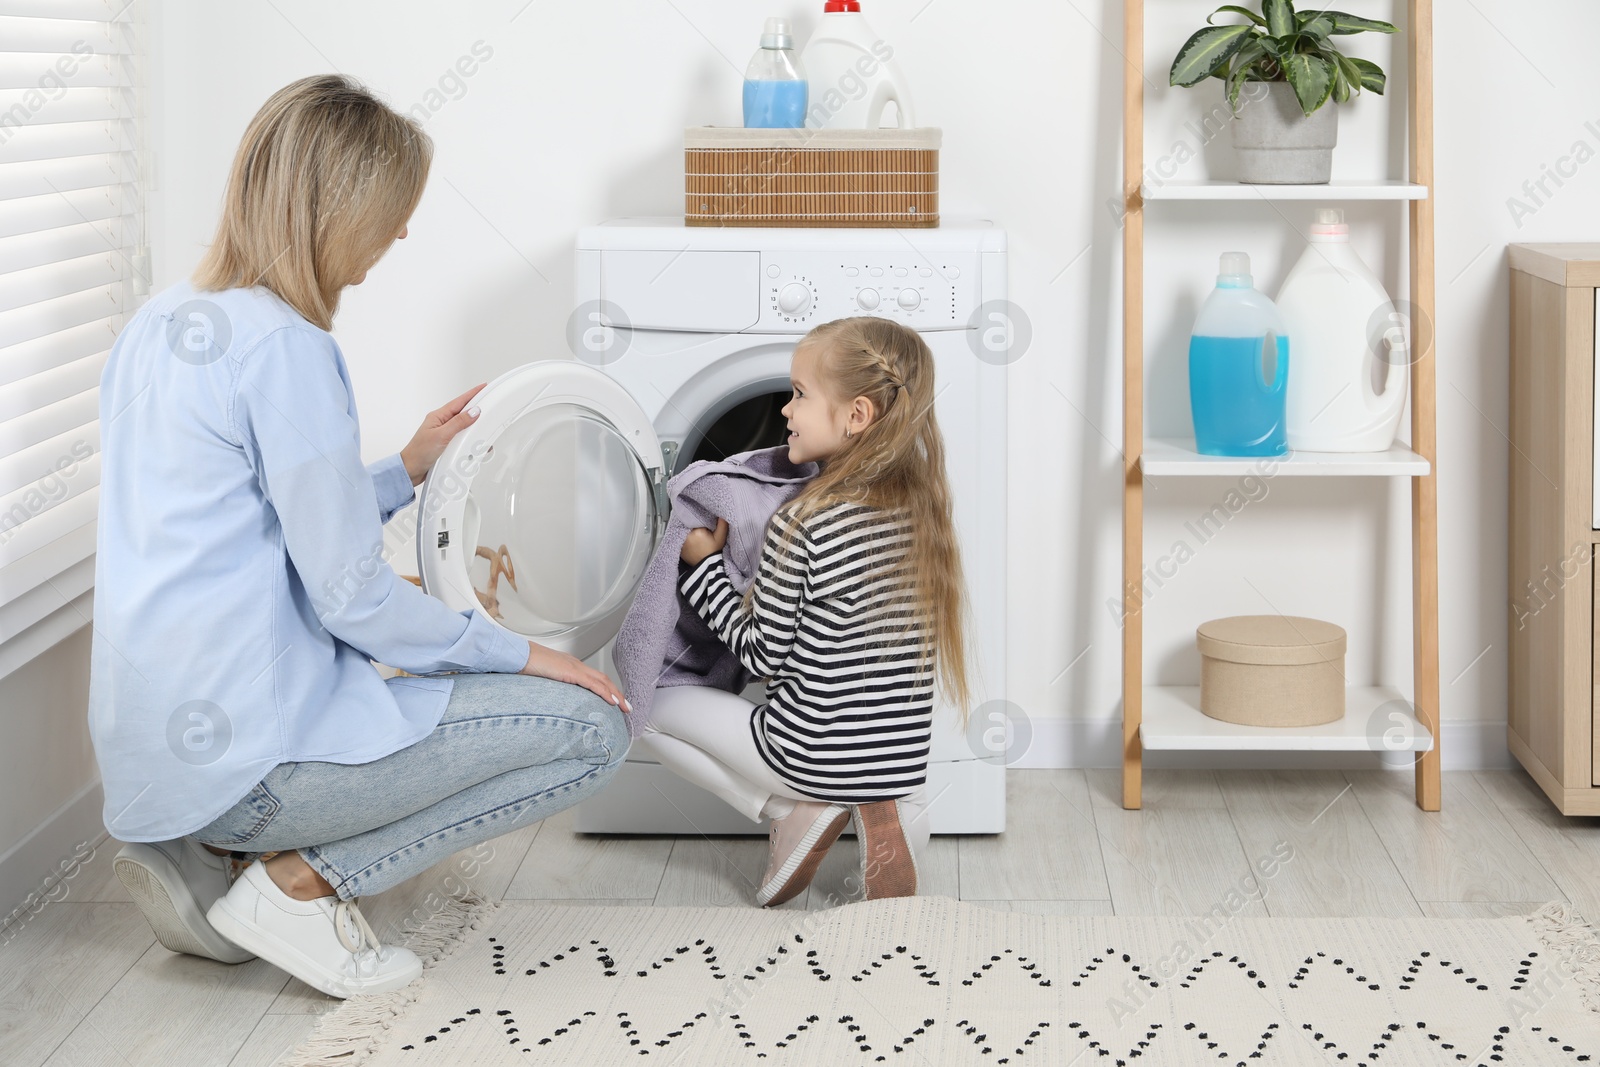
[763,316,972,720]
[193,74,432,330]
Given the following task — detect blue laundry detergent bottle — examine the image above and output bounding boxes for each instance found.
[743,18,807,128]
[1188,252,1289,457]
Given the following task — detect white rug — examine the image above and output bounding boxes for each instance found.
[275,896,1600,1066]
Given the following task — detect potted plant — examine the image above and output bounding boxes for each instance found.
[1169,1,1398,184]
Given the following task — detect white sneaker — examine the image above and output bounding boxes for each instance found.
[113,838,256,964]
[206,860,422,999]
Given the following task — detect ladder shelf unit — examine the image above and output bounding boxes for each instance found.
[1119,0,1441,811]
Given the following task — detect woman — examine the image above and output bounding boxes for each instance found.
[89,75,630,1000]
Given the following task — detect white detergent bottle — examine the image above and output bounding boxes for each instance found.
[800,0,916,129]
[1275,209,1409,452]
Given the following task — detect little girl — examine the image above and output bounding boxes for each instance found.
[644,315,969,908]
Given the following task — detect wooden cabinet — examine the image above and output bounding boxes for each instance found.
[1508,243,1600,814]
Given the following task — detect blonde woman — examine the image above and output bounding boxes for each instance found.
[90,75,630,999]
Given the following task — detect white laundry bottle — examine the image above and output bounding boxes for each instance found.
[1275,209,1409,452]
[800,0,916,129]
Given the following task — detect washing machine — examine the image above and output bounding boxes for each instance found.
[415,218,1007,834]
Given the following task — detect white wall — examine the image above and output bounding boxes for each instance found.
[143,0,1600,765]
[0,628,106,932]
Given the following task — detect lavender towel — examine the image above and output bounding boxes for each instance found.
[613,446,817,737]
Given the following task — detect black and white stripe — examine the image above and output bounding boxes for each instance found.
[680,501,934,803]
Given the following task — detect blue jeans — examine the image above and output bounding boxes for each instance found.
[191,674,629,900]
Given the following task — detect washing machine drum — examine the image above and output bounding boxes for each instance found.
[414,361,666,660]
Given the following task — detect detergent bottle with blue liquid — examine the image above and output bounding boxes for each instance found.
[743,18,807,128]
[1188,252,1289,457]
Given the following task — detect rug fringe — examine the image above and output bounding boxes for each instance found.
[272,892,504,1066]
[1526,900,1600,1015]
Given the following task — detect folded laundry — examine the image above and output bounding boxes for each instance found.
[612,445,817,736]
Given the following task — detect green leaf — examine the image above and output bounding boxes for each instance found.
[1227,39,1270,110]
[1304,10,1399,34]
[1335,52,1365,90]
[1208,4,1266,26]
[1262,0,1297,37]
[1228,59,1260,110]
[1331,59,1352,102]
[1170,23,1255,86]
[1283,52,1334,114]
[1231,37,1270,71]
[1348,55,1387,93]
[1277,26,1330,54]
[1298,15,1333,41]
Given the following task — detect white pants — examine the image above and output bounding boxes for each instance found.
[640,685,930,860]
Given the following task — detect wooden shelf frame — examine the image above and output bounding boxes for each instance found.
[1119,0,1441,810]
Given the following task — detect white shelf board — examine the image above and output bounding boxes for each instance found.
[1141,180,1429,201]
[1140,437,1430,477]
[1139,685,1433,752]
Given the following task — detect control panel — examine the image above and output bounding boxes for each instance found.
[755,252,981,333]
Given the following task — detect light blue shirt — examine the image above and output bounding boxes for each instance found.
[88,279,529,843]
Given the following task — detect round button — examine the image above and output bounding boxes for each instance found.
[845,266,859,277]
[947,266,961,279]
[777,282,811,315]
[869,266,884,277]
[766,264,781,278]
[857,288,881,310]
[897,288,921,310]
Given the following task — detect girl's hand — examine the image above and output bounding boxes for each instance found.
[680,518,729,566]
[520,642,632,712]
[400,383,487,486]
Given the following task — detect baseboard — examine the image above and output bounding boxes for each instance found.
[0,778,108,940]
[1008,717,1516,772]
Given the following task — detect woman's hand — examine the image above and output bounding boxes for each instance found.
[400,383,487,486]
[520,642,632,713]
[680,518,729,566]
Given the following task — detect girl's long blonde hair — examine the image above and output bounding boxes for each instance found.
[766,316,972,721]
[193,74,432,331]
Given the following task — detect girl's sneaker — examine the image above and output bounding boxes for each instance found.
[113,838,256,964]
[852,800,919,900]
[206,860,422,999]
[756,801,850,907]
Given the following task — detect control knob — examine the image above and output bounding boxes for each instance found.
[778,282,812,315]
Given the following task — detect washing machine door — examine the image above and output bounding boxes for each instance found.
[415,361,665,661]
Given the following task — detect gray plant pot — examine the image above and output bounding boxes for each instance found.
[1230,80,1338,184]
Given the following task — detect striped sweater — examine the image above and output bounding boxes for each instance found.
[679,500,934,802]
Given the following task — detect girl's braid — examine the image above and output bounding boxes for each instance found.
[867,344,907,393]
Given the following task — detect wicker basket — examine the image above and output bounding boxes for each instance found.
[684,126,940,228]
[1196,615,1347,727]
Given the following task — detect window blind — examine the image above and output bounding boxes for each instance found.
[0,0,145,678]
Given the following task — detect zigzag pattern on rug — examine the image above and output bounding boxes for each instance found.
[273,897,1600,1067]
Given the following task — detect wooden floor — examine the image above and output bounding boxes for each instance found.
[2,767,1597,1066]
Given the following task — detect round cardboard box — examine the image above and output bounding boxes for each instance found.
[1196,615,1347,727]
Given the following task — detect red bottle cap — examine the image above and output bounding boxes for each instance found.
[824,0,861,10]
